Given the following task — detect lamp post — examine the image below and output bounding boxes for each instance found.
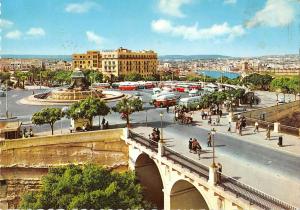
[145,109,148,127]
[211,128,217,168]
[160,112,164,143]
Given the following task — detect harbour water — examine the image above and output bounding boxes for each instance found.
[197,70,240,79]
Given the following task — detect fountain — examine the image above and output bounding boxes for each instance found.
[20,69,124,105]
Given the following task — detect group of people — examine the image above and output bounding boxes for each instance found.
[149,128,160,142]
[101,118,109,130]
[21,127,33,138]
[234,115,247,135]
[188,138,202,159]
[174,106,193,124]
[201,108,222,126]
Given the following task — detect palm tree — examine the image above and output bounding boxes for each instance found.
[114,98,143,127]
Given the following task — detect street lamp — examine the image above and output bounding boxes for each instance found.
[160,112,164,143]
[211,128,217,168]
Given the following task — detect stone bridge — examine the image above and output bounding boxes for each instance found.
[0,127,297,210]
[122,128,297,210]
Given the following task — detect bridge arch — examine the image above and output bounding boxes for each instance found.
[134,153,164,209]
[167,178,211,210]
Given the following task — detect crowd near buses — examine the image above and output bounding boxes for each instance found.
[91,80,238,108]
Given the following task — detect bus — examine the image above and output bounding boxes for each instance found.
[203,83,218,92]
[91,83,110,89]
[119,82,138,91]
[179,96,202,108]
[154,94,177,108]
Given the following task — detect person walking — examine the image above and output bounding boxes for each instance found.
[239,122,243,136]
[254,121,259,133]
[216,116,220,126]
[228,122,231,132]
[166,106,169,113]
[207,132,212,147]
[266,125,271,140]
[189,138,193,153]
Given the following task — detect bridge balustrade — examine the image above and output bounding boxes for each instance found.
[217,172,297,210]
[129,130,297,210]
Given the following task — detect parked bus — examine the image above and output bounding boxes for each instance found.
[91,82,110,89]
[119,82,138,91]
[154,93,177,108]
[179,96,202,108]
[203,83,218,92]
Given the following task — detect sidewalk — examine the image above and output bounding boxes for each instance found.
[191,110,300,157]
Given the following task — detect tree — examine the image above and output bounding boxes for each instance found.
[66,97,110,128]
[19,164,152,209]
[53,70,72,85]
[114,98,143,127]
[270,77,290,101]
[288,76,300,100]
[31,107,62,135]
[124,73,143,81]
[242,73,273,90]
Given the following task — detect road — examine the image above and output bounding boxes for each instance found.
[1,88,300,206]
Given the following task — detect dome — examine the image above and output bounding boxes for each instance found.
[71,69,85,78]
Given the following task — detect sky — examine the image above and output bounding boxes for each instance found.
[1,0,300,57]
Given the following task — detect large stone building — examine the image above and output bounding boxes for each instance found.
[72,47,158,78]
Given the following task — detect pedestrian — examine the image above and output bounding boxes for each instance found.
[201,109,204,120]
[253,121,259,133]
[239,122,243,136]
[216,116,220,126]
[219,110,222,118]
[105,121,109,129]
[228,122,231,132]
[266,125,271,140]
[175,111,178,121]
[166,106,169,113]
[217,163,222,183]
[207,132,212,147]
[208,116,212,125]
[101,118,106,129]
[189,138,193,153]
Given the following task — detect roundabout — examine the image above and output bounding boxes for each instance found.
[18,69,126,105]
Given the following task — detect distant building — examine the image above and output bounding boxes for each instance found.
[72,47,158,78]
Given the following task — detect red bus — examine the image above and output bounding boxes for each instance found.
[119,82,138,91]
[154,94,177,108]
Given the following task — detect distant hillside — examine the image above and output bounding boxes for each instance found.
[1,54,72,61]
[159,54,231,60]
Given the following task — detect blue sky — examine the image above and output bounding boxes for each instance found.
[1,0,300,56]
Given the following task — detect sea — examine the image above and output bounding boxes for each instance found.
[1,54,72,61]
[197,70,240,79]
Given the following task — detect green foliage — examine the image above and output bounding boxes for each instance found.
[66,97,110,127]
[124,73,143,81]
[242,73,273,90]
[31,107,62,135]
[270,77,290,93]
[114,98,143,125]
[83,69,104,84]
[0,72,10,83]
[53,70,72,85]
[19,164,152,209]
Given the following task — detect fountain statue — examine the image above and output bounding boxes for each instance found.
[68,69,89,91]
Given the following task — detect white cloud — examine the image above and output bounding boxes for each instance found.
[0,19,14,28]
[151,19,245,41]
[86,31,104,45]
[158,0,191,17]
[26,27,45,37]
[5,30,22,39]
[65,1,99,13]
[247,0,296,28]
[224,0,237,4]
